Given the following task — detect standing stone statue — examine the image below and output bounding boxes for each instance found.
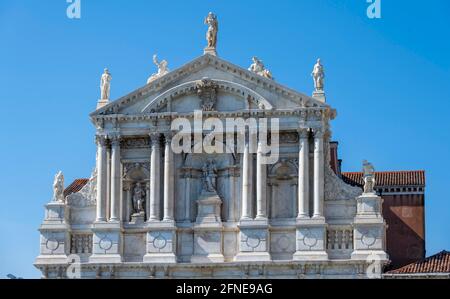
[100,68,112,100]
[53,171,65,202]
[147,54,170,84]
[362,160,376,194]
[204,12,218,54]
[311,58,325,92]
[202,160,218,193]
[132,182,146,214]
[248,57,274,80]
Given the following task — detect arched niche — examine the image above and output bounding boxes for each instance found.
[268,159,298,219]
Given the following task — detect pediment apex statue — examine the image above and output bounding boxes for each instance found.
[248,56,274,80]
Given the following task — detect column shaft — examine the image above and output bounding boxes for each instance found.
[256,142,267,219]
[110,136,121,221]
[96,136,107,222]
[313,131,324,217]
[241,142,252,220]
[163,135,174,221]
[149,133,161,221]
[298,131,309,218]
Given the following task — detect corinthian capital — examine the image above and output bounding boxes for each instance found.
[297,128,310,139]
[149,132,161,146]
[312,128,324,139]
[109,134,122,146]
[95,135,108,146]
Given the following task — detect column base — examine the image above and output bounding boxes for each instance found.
[234,252,271,262]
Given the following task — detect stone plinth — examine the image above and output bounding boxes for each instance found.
[204,47,217,56]
[351,193,388,261]
[130,212,145,225]
[293,217,328,261]
[143,221,177,263]
[196,191,222,224]
[89,222,122,264]
[235,219,271,262]
[312,91,326,103]
[192,191,225,263]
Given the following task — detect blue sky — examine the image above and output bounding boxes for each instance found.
[0,0,449,278]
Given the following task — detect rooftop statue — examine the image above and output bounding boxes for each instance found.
[248,56,274,80]
[362,160,376,194]
[100,68,112,100]
[312,58,325,92]
[204,12,218,49]
[52,171,65,203]
[147,54,169,84]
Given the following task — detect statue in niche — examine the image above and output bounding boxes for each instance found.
[204,12,218,49]
[100,68,112,100]
[248,57,274,80]
[147,54,169,84]
[362,160,376,194]
[53,171,65,202]
[202,160,218,193]
[132,182,146,214]
[311,58,325,92]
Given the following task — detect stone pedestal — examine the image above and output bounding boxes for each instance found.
[293,217,328,261]
[312,91,326,103]
[143,221,177,263]
[191,191,224,263]
[235,219,271,262]
[204,47,217,56]
[130,212,145,225]
[351,193,388,261]
[97,99,109,109]
[35,202,70,265]
[89,222,122,264]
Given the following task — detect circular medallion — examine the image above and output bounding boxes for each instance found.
[277,235,290,251]
[46,238,59,251]
[362,232,376,247]
[246,235,261,249]
[153,234,167,249]
[99,237,113,251]
[303,229,318,247]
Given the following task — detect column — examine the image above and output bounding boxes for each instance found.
[241,141,252,220]
[148,133,161,221]
[256,140,267,219]
[184,169,192,222]
[163,133,174,221]
[110,135,121,222]
[96,135,108,222]
[297,129,309,218]
[313,129,324,218]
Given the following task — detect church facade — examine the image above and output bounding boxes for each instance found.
[35,14,392,279]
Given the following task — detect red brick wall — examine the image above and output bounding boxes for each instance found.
[382,193,426,270]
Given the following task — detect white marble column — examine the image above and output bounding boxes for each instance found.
[163,133,174,221]
[95,135,108,222]
[313,129,324,218]
[297,129,310,218]
[149,133,161,221]
[241,141,252,220]
[256,141,267,219]
[110,135,121,222]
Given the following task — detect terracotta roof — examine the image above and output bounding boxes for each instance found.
[341,170,425,187]
[386,251,450,274]
[64,179,89,198]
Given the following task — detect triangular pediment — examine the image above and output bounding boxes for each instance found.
[90,54,329,118]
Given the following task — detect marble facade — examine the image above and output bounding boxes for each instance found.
[35,17,388,278]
